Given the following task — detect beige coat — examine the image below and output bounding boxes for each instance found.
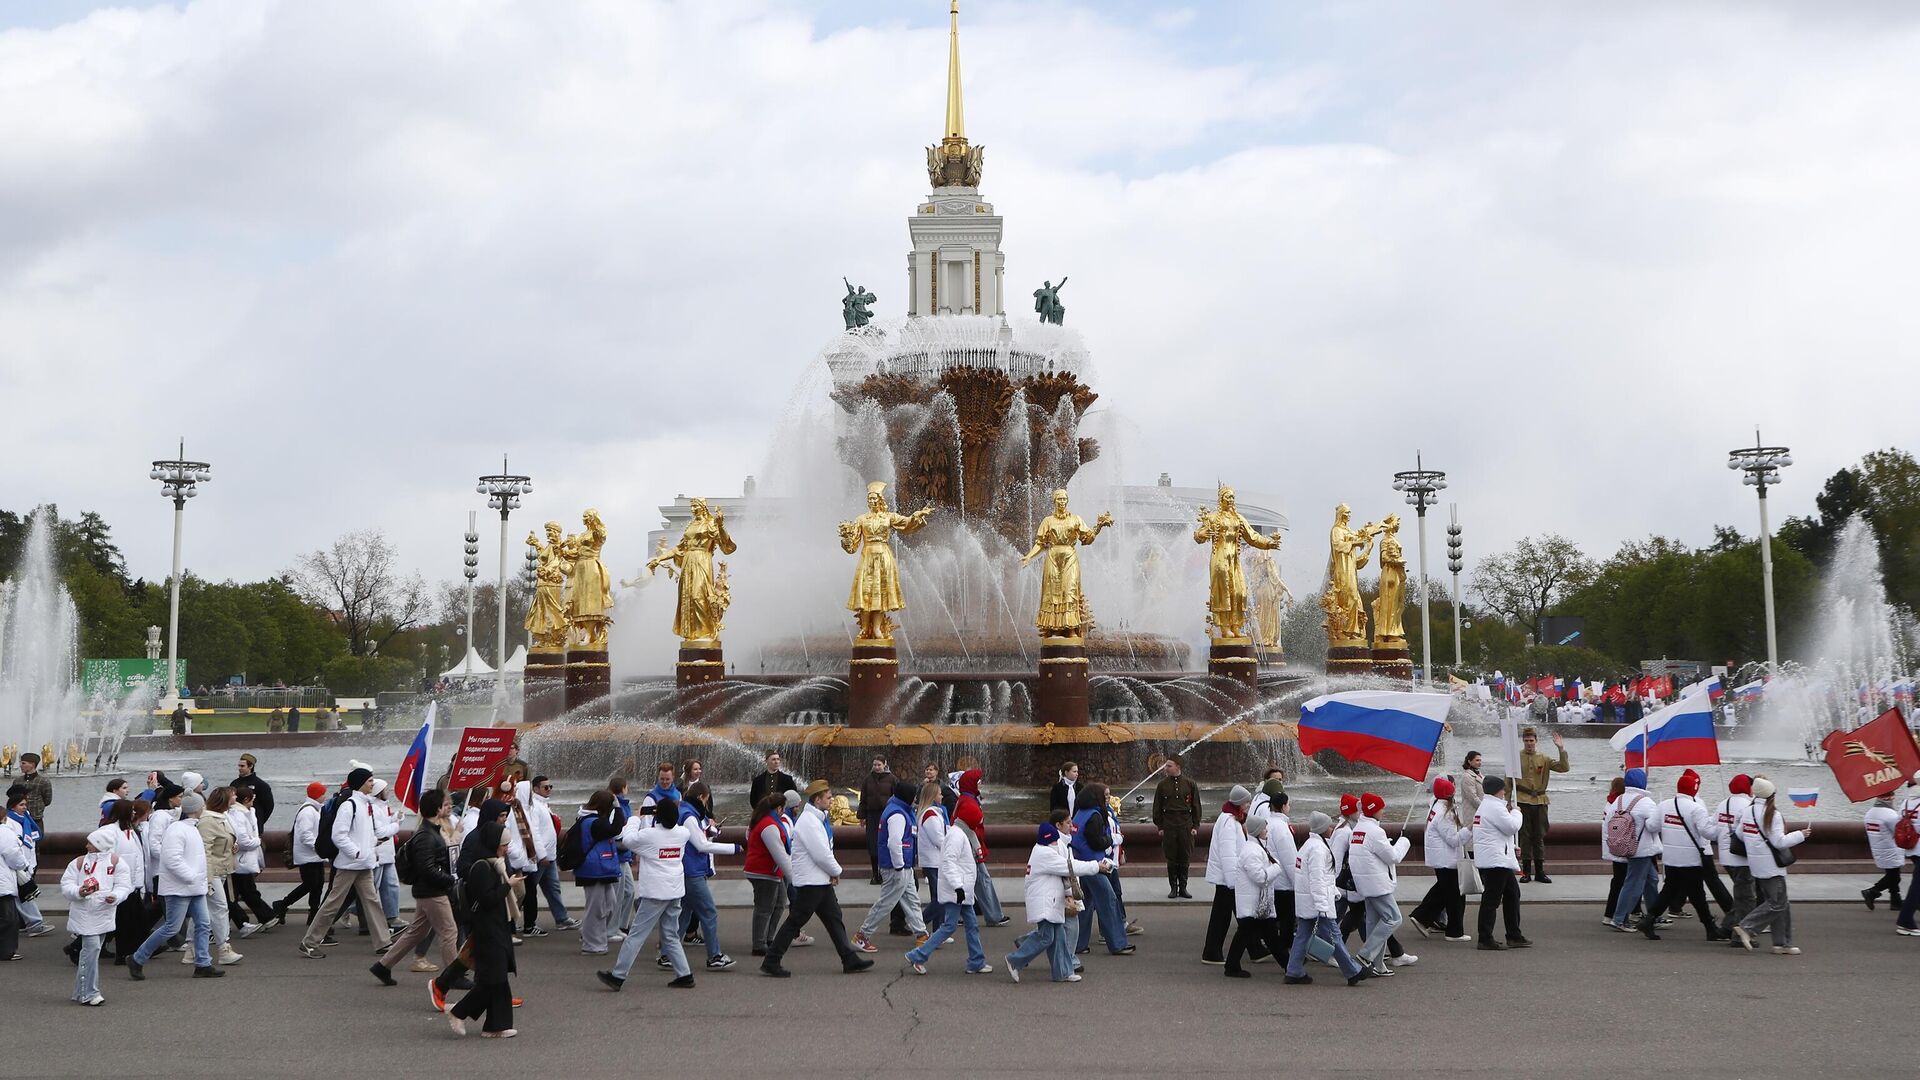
[199,812,237,878]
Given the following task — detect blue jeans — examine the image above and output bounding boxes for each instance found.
[920,869,941,929]
[73,932,103,1001]
[1611,856,1659,926]
[972,863,1005,923]
[1006,920,1075,981]
[611,896,686,979]
[375,864,401,921]
[1075,870,1129,954]
[1287,915,1362,979]
[1359,892,1402,965]
[534,861,570,923]
[678,875,722,959]
[133,893,211,968]
[908,901,984,970]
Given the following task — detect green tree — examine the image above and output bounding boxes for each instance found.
[1470,534,1598,643]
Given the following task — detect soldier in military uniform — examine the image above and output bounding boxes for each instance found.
[1152,755,1203,899]
[1514,727,1568,883]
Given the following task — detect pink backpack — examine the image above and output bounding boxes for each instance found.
[1605,795,1645,859]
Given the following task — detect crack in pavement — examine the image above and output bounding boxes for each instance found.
[879,968,923,1047]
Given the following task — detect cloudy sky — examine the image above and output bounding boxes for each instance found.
[4,0,1917,596]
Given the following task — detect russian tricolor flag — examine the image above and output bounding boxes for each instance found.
[1299,691,1450,781]
[392,701,437,814]
[1788,788,1819,808]
[1610,686,1719,768]
[1703,677,1725,704]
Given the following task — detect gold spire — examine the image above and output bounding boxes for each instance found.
[943,1,966,146]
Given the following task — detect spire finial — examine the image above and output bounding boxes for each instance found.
[944,1,965,145]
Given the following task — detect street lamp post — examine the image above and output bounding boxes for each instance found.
[522,546,539,652]
[149,441,211,709]
[477,457,533,705]
[1446,504,1464,671]
[1727,433,1792,671]
[1392,453,1448,686]
[462,512,480,676]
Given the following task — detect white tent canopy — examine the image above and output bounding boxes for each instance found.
[502,645,527,673]
[440,647,494,680]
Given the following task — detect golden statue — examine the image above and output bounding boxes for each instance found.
[563,509,614,650]
[1020,489,1112,640]
[524,523,572,651]
[65,739,85,771]
[1193,485,1282,642]
[1,743,16,775]
[646,497,738,645]
[1370,514,1407,647]
[1250,549,1293,651]
[839,481,934,644]
[1321,503,1382,648]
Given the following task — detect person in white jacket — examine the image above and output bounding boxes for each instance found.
[1225,814,1292,978]
[273,782,328,930]
[1259,790,1299,918]
[517,776,576,934]
[1861,794,1904,911]
[369,780,405,933]
[1410,778,1470,941]
[1639,769,1727,941]
[905,793,991,975]
[1348,793,1412,975]
[762,780,875,978]
[1606,768,1663,931]
[1284,812,1368,986]
[127,792,223,978]
[1894,780,1920,935]
[1472,776,1529,949]
[1715,774,1757,939]
[598,797,725,990]
[0,797,31,961]
[227,785,273,932]
[1201,785,1255,965]
[1732,777,1811,954]
[63,828,134,1005]
[1006,815,1106,983]
[300,768,393,956]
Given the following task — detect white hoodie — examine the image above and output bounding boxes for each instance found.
[62,842,134,936]
[1863,804,1905,869]
[1347,814,1410,898]
[1234,841,1283,918]
[330,791,379,871]
[935,821,978,904]
[1739,801,1808,880]
[1714,794,1752,868]
[292,798,324,866]
[789,804,843,887]
[1472,795,1521,870]
[1423,798,1466,870]
[1261,811,1299,891]
[1656,795,1721,869]
[229,805,265,876]
[916,806,947,872]
[1023,839,1100,925]
[157,815,209,897]
[1293,833,1340,919]
[1204,811,1245,888]
[0,822,27,900]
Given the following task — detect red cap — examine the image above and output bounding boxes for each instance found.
[1339,793,1359,817]
[1360,793,1385,817]
[1433,777,1456,800]
[306,782,328,801]
[1678,769,1702,797]
[1729,774,1751,795]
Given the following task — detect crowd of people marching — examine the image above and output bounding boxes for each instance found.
[6,736,1919,1040]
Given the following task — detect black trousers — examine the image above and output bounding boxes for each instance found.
[1604,861,1629,918]
[864,818,882,882]
[1202,884,1247,962]
[230,873,274,926]
[283,862,325,923]
[1226,916,1290,975]
[1700,858,1734,916]
[450,979,514,1032]
[0,895,19,959]
[765,885,858,967]
[1868,866,1904,899]
[1647,864,1716,933]
[1410,868,1466,938]
[114,887,150,959]
[1477,867,1522,943]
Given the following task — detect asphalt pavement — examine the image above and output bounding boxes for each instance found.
[4,889,1911,1078]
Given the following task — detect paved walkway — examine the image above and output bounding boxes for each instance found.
[6,892,1911,1076]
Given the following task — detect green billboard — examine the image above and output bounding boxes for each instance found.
[81,658,185,696]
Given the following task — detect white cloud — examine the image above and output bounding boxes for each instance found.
[2,0,1917,617]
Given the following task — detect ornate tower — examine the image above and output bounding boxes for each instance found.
[908,1,1005,318]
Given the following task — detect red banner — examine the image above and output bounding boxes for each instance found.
[448,728,516,791]
[1820,708,1920,802]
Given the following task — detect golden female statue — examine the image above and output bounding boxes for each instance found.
[564,508,614,649]
[647,497,738,644]
[1193,485,1283,641]
[1020,489,1113,639]
[1321,503,1381,647]
[524,523,572,650]
[839,481,934,644]
[1370,514,1407,646]
[1250,549,1293,651]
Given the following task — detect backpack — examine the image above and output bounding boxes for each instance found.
[314,793,352,862]
[556,817,586,873]
[1605,795,1645,859]
[394,832,416,885]
[1895,804,1920,851]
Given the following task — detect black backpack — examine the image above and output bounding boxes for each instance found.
[314,793,352,862]
[395,832,417,885]
[556,817,586,873]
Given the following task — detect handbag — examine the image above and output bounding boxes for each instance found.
[1724,799,1747,857]
[1753,805,1795,868]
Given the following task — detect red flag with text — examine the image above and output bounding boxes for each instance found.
[448,728,517,791]
[1820,708,1920,803]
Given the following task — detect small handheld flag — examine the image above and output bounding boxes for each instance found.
[1787,787,1819,809]
[392,701,437,814]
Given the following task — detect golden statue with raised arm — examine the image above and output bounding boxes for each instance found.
[839,481,934,644]
[1321,503,1382,648]
[524,522,572,650]
[564,508,614,650]
[1193,485,1283,642]
[1370,514,1407,647]
[1020,489,1113,639]
[647,497,738,645]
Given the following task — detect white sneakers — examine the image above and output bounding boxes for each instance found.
[1771,945,1802,955]
[237,923,263,939]
[1388,953,1419,967]
[179,948,243,965]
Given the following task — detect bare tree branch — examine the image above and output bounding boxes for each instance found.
[287,529,427,657]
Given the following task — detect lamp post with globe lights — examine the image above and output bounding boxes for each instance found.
[462,512,480,676]
[522,544,539,652]
[1391,453,1447,685]
[478,457,533,704]
[149,441,211,709]
[1446,505,1464,671]
[1727,434,1791,672]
